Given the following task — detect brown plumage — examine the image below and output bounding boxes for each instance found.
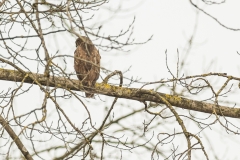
[74,36,101,97]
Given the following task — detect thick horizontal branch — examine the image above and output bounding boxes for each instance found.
[0,68,239,118]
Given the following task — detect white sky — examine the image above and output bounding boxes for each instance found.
[1,0,240,159]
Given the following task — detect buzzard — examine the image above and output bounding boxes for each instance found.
[74,36,101,98]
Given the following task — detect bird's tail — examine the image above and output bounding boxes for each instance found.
[83,82,95,98]
[85,92,94,98]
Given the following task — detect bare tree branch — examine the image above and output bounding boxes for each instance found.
[0,68,239,119]
[0,115,33,160]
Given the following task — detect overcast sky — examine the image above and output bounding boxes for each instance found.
[2,0,240,159]
[74,1,240,159]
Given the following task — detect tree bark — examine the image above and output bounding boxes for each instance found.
[0,68,239,118]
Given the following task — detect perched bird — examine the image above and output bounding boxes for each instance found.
[74,36,101,97]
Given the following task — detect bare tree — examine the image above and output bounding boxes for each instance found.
[0,0,239,160]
